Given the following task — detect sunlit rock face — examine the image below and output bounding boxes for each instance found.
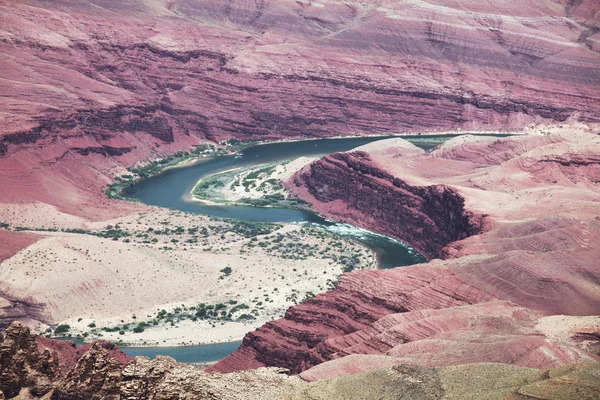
[1,0,599,220]
[1,0,600,381]
[212,132,600,374]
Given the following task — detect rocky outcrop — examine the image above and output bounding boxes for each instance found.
[291,151,484,259]
[36,338,133,373]
[120,357,301,400]
[0,322,132,399]
[0,322,59,398]
[213,132,600,374]
[51,343,123,400]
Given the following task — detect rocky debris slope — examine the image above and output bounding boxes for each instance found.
[119,356,300,400]
[212,132,600,374]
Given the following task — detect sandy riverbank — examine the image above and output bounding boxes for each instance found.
[0,205,376,346]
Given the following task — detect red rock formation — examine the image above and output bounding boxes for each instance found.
[51,342,123,400]
[0,322,132,399]
[289,151,484,259]
[37,338,133,373]
[1,0,600,220]
[212,132,600,374]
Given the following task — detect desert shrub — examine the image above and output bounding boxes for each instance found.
[54,324,70,334]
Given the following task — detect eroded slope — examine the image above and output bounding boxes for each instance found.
[212,132,600,375]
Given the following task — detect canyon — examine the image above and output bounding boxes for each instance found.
[1,0,600,398]
[2,0,600,219]
[212,132,600,376]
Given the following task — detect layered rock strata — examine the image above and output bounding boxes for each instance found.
[289,151,484,259]
[2,0,600,329]
[1,0,600,218]
[212,132,600,374]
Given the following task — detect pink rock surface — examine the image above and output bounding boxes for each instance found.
[1,0,600,381]
[212,132,600,375]
[1,0,600,217]
[0,229,40,263]
[36,337,133,372]
[299,300,597,381]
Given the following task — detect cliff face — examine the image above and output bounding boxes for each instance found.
[1,0,600,217]
[212,132,600,375]
[291,151,484,259]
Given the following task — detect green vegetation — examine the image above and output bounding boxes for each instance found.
[221,138,258,152]
[54,324,71,335]
[192,160,312,210]
[82,299,264,339]
[105,143,226,200]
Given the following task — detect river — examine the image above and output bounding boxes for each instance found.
[122,135,453,268]
[115,134,500,363]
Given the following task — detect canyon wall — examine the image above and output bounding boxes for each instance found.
[1,0,600,386]
[290,151,484,259]
[1,0,600,217]
[212,132,600,375]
